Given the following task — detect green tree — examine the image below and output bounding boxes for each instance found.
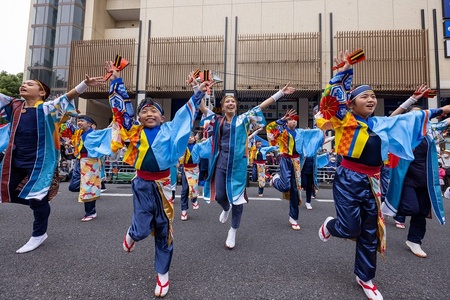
[0,71,23,98]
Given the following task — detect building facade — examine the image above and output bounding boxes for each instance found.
[25,0,450,130]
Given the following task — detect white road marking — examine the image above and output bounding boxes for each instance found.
[100,193,334,202]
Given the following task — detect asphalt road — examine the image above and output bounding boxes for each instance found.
[1,182,449,300]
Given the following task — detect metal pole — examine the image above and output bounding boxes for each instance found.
[433,9,441,105]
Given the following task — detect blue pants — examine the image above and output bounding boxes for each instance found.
[9,167,51,237]
[180,166,198,211]
[397,185,431,244]
[273,156,300,220]
[129,177,173,274]
[215,168,244,229]
[327,166,378,282]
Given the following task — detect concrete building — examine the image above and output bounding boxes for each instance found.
[25,0,450,131]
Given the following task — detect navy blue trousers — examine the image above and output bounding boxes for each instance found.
[129,177,173,274]
[9,167,50,237]
[327,166,378,282]
[180,166,198,211]
[397,185,431,244]
[215,168,244,229]
[273,156,301,220]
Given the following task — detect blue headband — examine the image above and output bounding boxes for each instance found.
[78,115,95,124]
[350,85,373,101]
[138,99,164,115]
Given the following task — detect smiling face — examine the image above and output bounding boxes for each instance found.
[19,80,46,100]
[138,105,165,128]
[221,96,238,115]
[349,91,377,119]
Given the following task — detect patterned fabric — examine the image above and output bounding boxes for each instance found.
[0,93,77,203]
[153,175,174,246]
[368,174,386,255]
[266,120,296,155]
[78,157,101,202]
[109,77,203,171]
[255,162,266,188]
[183,165,199,198]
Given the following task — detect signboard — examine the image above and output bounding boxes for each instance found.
[444,20,450,38]
[444,0,450,19]
[445,40,450,58]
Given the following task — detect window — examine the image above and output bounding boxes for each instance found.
[73,5,84,27]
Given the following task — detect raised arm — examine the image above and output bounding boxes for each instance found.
[390,84,429,117]
[259,83,296,110]
[65,74,106,101]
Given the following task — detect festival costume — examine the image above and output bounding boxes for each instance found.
[179,143,199,211]
[69,125,112,218]
[109,77,203,275]
[383,117,446,253]
[0,94,77,244]
[316,68,431,282]
[266,120,325,220]
[193,106,265,247]
[250,144,278,195]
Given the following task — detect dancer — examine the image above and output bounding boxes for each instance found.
[68,115,111,221]
[106,62,210,298]
[196,83,295,249]
[267,110,326,229]
[383,105,449,258]
[179,131,200,220]
[315,50,450,300]
[0,75,104,253]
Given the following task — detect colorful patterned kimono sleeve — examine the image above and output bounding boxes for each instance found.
[316,69,353,130]
[42,94,78,123]
[108,77,141,152]
[266,120,284,146]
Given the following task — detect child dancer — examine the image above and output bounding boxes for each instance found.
[106,62,210,297]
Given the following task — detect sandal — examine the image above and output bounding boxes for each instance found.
[154,275,170,297]
[395,221,405,229]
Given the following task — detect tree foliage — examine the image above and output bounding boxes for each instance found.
[0,71,23,98]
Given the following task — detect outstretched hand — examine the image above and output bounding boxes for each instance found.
[282,109,297,120]
[104,61,120,81]
[412,84,430,100]
[334,50,351,73]
[84,74,106,87]
[187,71,199,87]
[198,80,215,93]
[281,82,296,95]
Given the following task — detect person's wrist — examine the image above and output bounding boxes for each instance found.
[271,90,284,102]
[75,81,89,94]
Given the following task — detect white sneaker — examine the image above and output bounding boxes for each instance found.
[225,228,237,249]
[356,276,383,300]
[181,210,188,221]
[16,233,48,254]
[305,202,313,210]
[405,240,427,258]
[318,216,334,242]
[155,273,170,297]
[219,208,231,223]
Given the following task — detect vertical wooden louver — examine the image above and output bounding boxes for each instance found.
[335,30,429,91]
[146,36,225,97]
[236,32,321,98]
[68,39,137,95]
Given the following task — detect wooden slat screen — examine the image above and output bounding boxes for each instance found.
[237,32,321,98]
[68,39,137,96]
[335,30,429,91]
[146,36,224,98]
